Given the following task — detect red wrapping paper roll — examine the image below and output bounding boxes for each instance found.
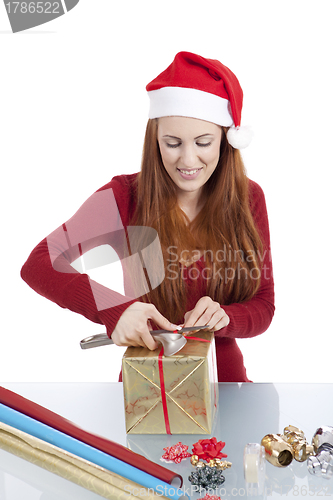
[0,386,183,488]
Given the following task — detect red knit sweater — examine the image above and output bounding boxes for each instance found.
[21,173,274,382]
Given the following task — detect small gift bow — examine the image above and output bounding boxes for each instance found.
[189,452,232,489]
[161,442,191,464]
[198,495,223,500]
[191,455,232,470]
[188,463,226,489]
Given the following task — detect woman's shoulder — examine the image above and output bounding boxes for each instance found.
[247,178,267,210]
[94,173,139,223]
[248,178,265,197]
[96,172,139,195]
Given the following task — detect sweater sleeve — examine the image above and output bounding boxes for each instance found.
[20,175,139,338]
[216,180,275,339]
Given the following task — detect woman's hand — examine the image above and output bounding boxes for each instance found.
[183,296,230,331]
[111,302,178,350]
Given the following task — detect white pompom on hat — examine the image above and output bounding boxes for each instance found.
[146,51,253,149]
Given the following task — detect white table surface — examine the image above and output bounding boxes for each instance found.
[0,383,332,499]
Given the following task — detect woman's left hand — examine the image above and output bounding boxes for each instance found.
[183,296,230,331]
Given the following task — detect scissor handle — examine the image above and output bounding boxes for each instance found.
[80,333,113,349]
[79,331,174,349]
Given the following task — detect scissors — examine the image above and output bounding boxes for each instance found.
[80,325,210,356]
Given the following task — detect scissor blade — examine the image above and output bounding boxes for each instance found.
[150,325,210,335]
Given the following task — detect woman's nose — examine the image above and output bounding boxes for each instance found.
[181,145,197,167]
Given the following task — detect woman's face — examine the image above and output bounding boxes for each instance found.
[157,116,222,199]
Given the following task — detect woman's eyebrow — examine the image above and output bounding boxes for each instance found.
[162,133,213,140]
[162,135,181,140]
[195,133,214,139]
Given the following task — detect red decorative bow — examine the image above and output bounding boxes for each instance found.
[192,437,227,462]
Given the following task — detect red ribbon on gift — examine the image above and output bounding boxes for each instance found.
[158,345,171,434]
[157,334,216,435]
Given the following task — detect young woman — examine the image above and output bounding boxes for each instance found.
[21,52,274,382]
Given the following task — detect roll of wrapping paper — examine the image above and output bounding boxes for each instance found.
[0,403,188,500]
[0,386,182,487]
[0,421,167,500]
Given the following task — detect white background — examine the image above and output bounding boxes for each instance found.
[1,0,332,383]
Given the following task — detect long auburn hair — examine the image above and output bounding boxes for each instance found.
[130,119,263,324]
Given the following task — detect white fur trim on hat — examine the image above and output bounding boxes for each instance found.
[227,125,253,149]
[148,87,234,127]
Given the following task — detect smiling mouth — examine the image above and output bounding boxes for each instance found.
[177,168,203,176]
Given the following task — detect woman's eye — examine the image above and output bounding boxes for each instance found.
[165,141,211,148]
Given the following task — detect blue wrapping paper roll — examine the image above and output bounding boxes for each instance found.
[0,403,188,500]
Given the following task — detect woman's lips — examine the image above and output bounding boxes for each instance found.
[176,167,203,180]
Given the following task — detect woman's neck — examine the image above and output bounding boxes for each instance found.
[177,190,205,222]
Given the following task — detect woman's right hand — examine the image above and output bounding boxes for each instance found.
[111,302,178,350]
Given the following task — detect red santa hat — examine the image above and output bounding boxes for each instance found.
[146,51,253,149]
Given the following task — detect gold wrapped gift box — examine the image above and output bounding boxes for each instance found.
[122,330,218,434]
